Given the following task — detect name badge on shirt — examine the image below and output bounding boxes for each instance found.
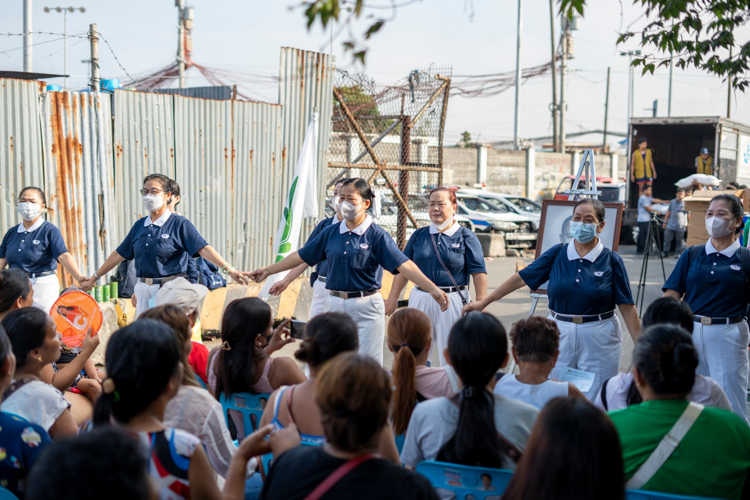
[161,234,169,239]
[32,240,40,245]
[451,243,461,248]
[731,265,742,271]
[558,366,596,392]
[594,271,604,277]
[359,243,369,249]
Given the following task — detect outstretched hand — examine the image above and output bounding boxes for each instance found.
[430,289,449,312]
[228,269,248,285]
[269,280,290,296]
[78,276,96,292]
[462,300,485,316]
[246,268,270,284]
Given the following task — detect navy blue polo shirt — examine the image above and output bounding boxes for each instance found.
[519,242,634,315]
[0,220,68,273]
[403,224,486,287]
[663,241,748,317]
[298,216,408,292]
[305,216,341,277]
[116,212,208,279]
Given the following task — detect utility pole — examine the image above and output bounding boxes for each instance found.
[549,0,558,152]
[89,23,99,92]
[603,67,610,151]
[177,0,185,88]
[620,50,640,140]
[668,21,674,117]
[727,44,733,118]
[23,0,32,72]
[513,0,523,150]
[44,7,86,90]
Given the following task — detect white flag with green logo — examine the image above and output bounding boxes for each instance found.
[258,112,319,298]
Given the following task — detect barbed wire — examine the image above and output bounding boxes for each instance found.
[96,32,134,84]
[0,31,89,38]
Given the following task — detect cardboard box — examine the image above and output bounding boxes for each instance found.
[687,223,709,241]
[683,189,750,212]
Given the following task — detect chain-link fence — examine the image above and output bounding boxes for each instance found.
[326,66,452,249]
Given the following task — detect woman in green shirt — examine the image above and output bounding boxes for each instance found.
[609,324,750,499]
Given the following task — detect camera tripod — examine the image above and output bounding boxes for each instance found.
[635,213,667,316]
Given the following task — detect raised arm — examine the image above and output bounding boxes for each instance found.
[198,245,248,285]
[618,303,641,343]
[247,252,306,284]
[57,252,87,288]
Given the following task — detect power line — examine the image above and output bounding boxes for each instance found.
[96,32,134,83]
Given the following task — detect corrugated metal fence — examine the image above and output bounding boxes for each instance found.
[0,47,334,283]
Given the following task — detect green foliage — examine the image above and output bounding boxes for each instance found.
[457,131,472,147]
[561,0,749,91]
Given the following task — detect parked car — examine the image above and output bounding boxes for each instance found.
[454,193,537,249]
[376,192,476,239]
[458,189,541,226]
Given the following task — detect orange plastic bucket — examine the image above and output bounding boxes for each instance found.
[50,291,103,348]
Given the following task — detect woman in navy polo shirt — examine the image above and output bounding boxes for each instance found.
[385,187,487,366]
[0,187,88,313]
[249,178,449,365]
[463,198,641,399]
[266,178,347,318]
[663,194,750,422]
[82,174,247,317]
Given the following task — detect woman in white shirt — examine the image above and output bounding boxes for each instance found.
[594,297,731,412]
[494,316,585,410]
[0,308,78,439]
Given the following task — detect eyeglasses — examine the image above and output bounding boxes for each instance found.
[140,188,165,196]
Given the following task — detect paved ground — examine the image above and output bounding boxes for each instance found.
[208,244,678,374]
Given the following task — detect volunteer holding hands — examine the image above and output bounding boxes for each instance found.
[663,194,750,422]
[463,199,641,399]
[249,178,449,365]
[385,187,487,366]
[81,174,248,317]
[0,187,88,313]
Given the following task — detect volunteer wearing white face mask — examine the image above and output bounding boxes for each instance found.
[463,199,641,399]
[267,178,348,319]
[249,177,449,365]
[385,187,487,366]
[0,187,88,313]
[663,194,750,422]
[81,174,248,318]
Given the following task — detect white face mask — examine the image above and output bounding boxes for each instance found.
[432,215,455,231]
[332,196,342,214]
[340,201,364,220]
[17,202,42,221]
[142,194,164,213]
[705,216,735,238]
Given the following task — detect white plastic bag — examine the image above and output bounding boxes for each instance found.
[675,174,721,188]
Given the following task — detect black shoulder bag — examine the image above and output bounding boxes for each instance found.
[430,231,469,306]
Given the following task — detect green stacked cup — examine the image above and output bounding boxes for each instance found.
[110,281,119,300]
[102,284,110,302]
[94,286,103,303]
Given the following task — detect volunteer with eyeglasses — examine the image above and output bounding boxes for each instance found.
[463,198,641,399]
[663,194,750,422]
[266,178,348,318]
[385,187,487,366]
[0,187,89,313]
[249,177,449,365]
[81,174,248,318]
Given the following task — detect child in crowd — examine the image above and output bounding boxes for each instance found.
[662,188,688,258]
[494,316,585,409]
[260,353,439,500]
[401,312,538,470]
[388,308,458,438]
[502,397,625,500]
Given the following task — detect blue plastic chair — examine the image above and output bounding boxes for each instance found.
[0,487,19,500]
[218,392,270,441]
[416,460,513,499]
[626,490,723,500]
[195,374,208,390]
[395,433,406,454]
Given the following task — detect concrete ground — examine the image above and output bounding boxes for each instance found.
[207,244,678,373]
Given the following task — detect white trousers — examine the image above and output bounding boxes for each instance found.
[549,314,622,400]
[693,320,749,423]
[133,281,161,319]
[31,274,61,314]
[324,292,385,365]
[408,288,465,367]
[309,278,328,319]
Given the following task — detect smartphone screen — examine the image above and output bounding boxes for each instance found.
[290,320,308,339]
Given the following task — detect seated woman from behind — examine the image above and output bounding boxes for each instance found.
[388,308,458,438]
[0,323,51,499]
[502,397,625,500]
[595,297,731,412]
[0,309,78,439]
[401,312,538,470]
[93,318,273,500]
[142,305,249,480]
[260,312,399,462]
[494,316,585,409]
[609,324,750,499]
[260,353,439,500]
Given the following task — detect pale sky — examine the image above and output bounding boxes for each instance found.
[2,0,748,146]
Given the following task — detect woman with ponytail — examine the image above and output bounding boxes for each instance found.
[94,319,275,500]
[400,312,537,470]
[387,308,457,437]
[609,324,750,499]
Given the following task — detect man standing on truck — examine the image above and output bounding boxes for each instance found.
[695,147,714,176]
[631,137,657,197]
[662,188,688,258]
[637,184,668,254]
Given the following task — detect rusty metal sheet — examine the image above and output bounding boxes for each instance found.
[0,79,45,232]
[232,100,283,271]
[278,48,335,248]
[112,90,175,240]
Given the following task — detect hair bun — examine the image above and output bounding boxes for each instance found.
[294,338,317,364]
[672,343,698,375]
